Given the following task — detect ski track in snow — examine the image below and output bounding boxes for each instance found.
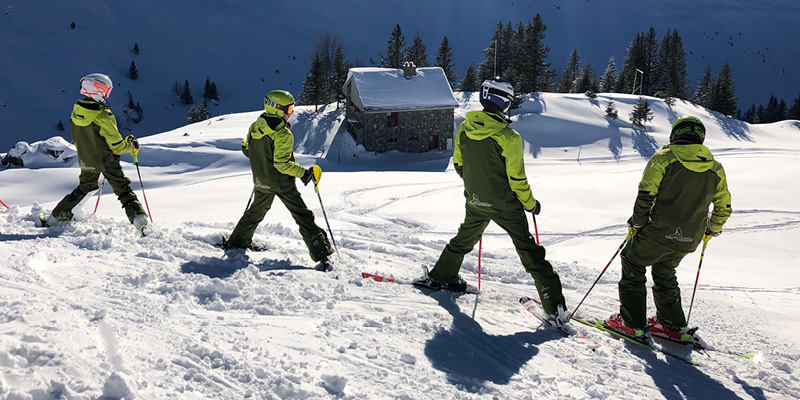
[2,96,800,398]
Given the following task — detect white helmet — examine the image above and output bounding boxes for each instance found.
[480,76,514,113]
[80,73,113,103]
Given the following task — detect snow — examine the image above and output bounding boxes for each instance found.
[344,67,459,112]
[1,93,799,399]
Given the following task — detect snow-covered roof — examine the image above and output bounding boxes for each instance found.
[343,67,458,113]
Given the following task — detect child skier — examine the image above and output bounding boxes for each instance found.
[49,73,148,231]
[225,90,334,271]
[412,77,571,331]
[604,115,732,345]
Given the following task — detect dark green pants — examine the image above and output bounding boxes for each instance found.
[429,205,566,315]
[618,234,689,331]
[52,157,143,223]
[228,187,332,261]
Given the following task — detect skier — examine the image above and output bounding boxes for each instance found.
[224,90,334,271]
[49,73,148,231]
[604,115,732,345]
[413,77,571,329]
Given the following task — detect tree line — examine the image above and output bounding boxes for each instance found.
[299,16,799,123]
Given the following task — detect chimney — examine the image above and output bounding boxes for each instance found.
[402,61,417,78]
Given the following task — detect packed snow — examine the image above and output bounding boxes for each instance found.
[1,93,799,399]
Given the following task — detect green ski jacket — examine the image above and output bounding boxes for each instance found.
[453,110,536,212]
[632,144,732,252]
[241,113,305,193]
[69,98,133,172]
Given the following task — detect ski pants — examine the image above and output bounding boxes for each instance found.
[618,234,689,331]
[52,156,143,223]
[228,186,332,261]
[429,204,566,315]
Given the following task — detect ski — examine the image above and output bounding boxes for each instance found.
[571,316,700,366]
[651,333,759,362]
[518,296,598,347]
[361,272,480,294]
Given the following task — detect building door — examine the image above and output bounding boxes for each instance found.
[428,134,439,150]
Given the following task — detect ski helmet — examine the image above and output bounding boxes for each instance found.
[264,90,295,118]
[80,73,113,103]
[480,77,514,113]
[670,115,706,144]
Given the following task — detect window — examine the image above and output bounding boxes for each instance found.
[386,112,398,128]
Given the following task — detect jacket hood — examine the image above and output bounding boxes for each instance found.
[250,113,286,139]
[667,143,715,172]
[463,110,511,141]
[70,99,105,127]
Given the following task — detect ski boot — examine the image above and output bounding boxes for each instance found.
[604,313,654,346]
[648,316,707,349]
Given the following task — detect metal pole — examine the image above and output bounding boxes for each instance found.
[568,233,632,319]
[93,179,105,213]
[478,237,482,291]
[0,198,7,209]
[133,154,153,223]
[686,237,710,325]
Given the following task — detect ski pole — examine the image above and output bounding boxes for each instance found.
[244,187,255,212]
[132,152,153,223]
[532,214,540,245]
[0,198,7,209]
[686,236,710,325]
[93,179,105,213]
[568,232,633,320]
[312,166,338,253]
[477,236,482,291]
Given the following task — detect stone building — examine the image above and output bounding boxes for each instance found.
[342,65,459,153]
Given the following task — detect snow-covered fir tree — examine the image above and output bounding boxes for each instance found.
[710,62,737,116]
[630,96,654,128]
[460,65,480,91]
[558,48,581,93]
[599,56,617,93]
[693,65,714,108]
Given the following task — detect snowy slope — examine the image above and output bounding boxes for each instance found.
[2,0,799,151]
[1,94,799,399]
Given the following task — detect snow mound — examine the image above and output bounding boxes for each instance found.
[2,136,76,168]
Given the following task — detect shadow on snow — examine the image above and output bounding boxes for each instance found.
[181,256,307,279]
[423,292,558,391]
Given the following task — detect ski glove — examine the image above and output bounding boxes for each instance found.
[527,200,541,215]
[125,135,139,155]
[627,217,643,236]
[301,168,315,186]
[704,227,721,239]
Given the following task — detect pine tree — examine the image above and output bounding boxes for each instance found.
[406,31,430,67]
[127,91,136,109]
[558,48,581,93]
[764,95,780,123]
[617,32,646,94]
[197,101,210,121]
[381,24,406,68]
[642,27,659,95]
[742,104,758,123]
[332,45,350,108]
[599,56,618,93]
[778,99,788,121]
[478,22,505,82]
[605,100,618,120]
[460,65,480,91]
[56,120,65,131]
[435,36,457,86]
[203,78,212,100]
[693,65,714,108]
[70,22,76,29]
[789,93,800,120]
[133,43,140,54]
[527,14,556,92]
[187,105,198,123]
[129,61,138,80]
[657,29,689,99]
[203,78,220,101]
[630,97,654,128]
[180,80,193,105]
[575,64,597,94]
[710,61,737,116]
[300,54,324,111]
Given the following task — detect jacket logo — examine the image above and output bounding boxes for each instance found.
[665,227,694,243]
[78,160,96,172]
[254,177,271,190]
[468,193,492,208]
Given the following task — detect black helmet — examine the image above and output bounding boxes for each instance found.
[670,116,706,144]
